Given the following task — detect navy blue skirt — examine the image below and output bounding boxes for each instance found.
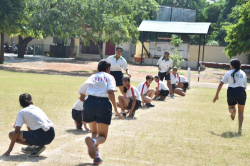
[110,71,123,86]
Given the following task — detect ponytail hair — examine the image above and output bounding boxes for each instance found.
[230,59,241,83]
[122,76,130,93]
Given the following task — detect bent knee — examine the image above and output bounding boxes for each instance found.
[9,131,14,140]
[118,95,123,99]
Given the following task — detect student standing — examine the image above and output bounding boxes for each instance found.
[137,75,155,108]
[2,93,55,157]
[213,59,247,133]
[153,76,170,101]
[72,99,90,131]
[157,51,174,99]
[78,60,123,165]
[117,77,142,118]
[170,67,186,97]
[107,46,131,96]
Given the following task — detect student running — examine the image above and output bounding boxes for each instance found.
[117,77,142,118]
[2,93,55,157]
[170,67,185,97]
[178,75,189,93]
[137,75,155,108]
[213,59,247,133]
[78,59,123,165]
[153,76,170,101]
[157,51,174,99]
[72,99,90,132]
[107,46,131,96]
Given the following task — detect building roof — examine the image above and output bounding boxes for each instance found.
[138,20,212,35]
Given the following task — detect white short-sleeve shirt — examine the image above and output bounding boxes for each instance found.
[107,55,128,71]
[170,73,179,84]
[126,85,142,101]
[14,105,53,131]
[157,81,169,91]
[137,82,151,95]
[72,99,83,111]
[179,75,188,83]
[221,69,247,88]
[78,72,117,98]
[157,57,173,73]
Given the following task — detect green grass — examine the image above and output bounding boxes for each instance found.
[1,70,250,165]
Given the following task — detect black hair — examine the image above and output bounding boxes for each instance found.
[173,67,178,70]
[19,93,32,108]
[154,75,160,79]
[164,51,170,55]
[98,59,111,72]
[116,46,123,52]
[122,76,130,93]
[146,75,153,80]
[230,59,241,83]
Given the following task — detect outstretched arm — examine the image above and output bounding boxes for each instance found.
[129,96,136,117]
[108,90,124,119]
[213,82,224,103]
[2,126,21,156]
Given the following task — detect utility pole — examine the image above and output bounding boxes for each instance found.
[170,0,173,21]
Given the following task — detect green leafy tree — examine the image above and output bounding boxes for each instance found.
[224,1,250,58]
[170,35,184,68]
[171,35,183,48]
[0,0,27,63]
[32,0,159,59]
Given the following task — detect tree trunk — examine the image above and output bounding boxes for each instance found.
[98,42,103,59]
[69,36,75,58]
[18,35,33,58]
[0,32,4,64]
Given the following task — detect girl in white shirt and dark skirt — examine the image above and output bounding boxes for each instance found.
[78,59,123,165]
[213,59,247,133]
[107,46,131,96]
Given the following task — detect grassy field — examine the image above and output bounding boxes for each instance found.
[0,70,250,165]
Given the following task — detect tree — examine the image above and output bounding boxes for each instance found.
[0,0,27,63]
[32,0,159,59]
[224,1,250,58]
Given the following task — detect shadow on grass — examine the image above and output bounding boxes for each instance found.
[75,163,94,166]
[66,129,91,135]
[209,131,242,138]
[0,154,47,162]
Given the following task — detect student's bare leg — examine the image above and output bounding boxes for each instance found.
[9,131,30,146]
[82,121,90,132]
[178,83,183,89]
[228,105,236,120]
[174,88,185,96]
[237,104,245,132]
[118,95,130,112]
[142,95,152,103]
[167,80,173,95]
[118,86,126,96]
[86,121,98,159]
[146,89,155,99]
[153,90,160,100]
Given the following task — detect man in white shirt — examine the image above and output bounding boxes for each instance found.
[170,67,185,96]
[153,76,170,101]
[137,75,155,108]
[72,99,90,131]
[178,75,189,93]
[2,93,55,157]
[157,51,174,99]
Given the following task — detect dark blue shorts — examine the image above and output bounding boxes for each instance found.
[172,84,176,91]
[110,71,123,86]
[159,90,169,97]
[158,72,171,81]
[83,95,112,125]
[127,99,141,112]
[23,127,55,146]
[227,87,247,106]
[72,109,83,123]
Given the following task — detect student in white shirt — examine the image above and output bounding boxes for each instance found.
[72,99,90,131]
[107,46,131,96]
[213,59,247,133]
[171,67,185,97]
[137,75,155,108]
[117,77,142,118]
[78,59,123,165]
[2,93,55,157]
[153,76,170,101]
[157,51,174,99]
[178,75,189,93]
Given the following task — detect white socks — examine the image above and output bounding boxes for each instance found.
[92,138,97,145]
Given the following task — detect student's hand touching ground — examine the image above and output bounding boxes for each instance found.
[2,149,11,156]
[117,112,124,120]
[213,95,219,103]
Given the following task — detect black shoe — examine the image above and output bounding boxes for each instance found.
[146,103,155,107]
[29,146,46,157]
[122,112,126,117]
[74,121,82,129]
[183,88,186,93]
